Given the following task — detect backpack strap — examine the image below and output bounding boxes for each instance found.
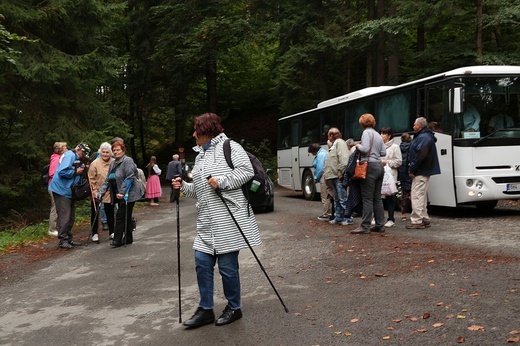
[223,138,234,169]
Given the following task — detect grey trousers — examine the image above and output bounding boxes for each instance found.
[53,193,75,244]
[360,162,385,230]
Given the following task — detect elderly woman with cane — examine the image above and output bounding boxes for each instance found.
[98,140,142,248]
[172,112,261,328]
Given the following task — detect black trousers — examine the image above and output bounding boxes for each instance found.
[114,200,135,244]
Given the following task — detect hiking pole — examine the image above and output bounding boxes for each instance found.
[123,180,133,247]
[207,176,289,313]
[87,199,103,247]
[172,175,182,323]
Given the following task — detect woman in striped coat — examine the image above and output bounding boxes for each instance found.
[173,113,261,329]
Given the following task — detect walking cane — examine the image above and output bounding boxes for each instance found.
[123,180,133,247]
[86,173,99,246]
[172,176,182,323]
[207,176,289,313]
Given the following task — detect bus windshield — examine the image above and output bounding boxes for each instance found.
[454,76,520,140]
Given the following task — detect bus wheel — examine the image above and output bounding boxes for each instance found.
[302,170,316,201]
[475,200,498,212]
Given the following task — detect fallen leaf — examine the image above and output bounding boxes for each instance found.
[436,302,444,306]
[392,319,402,323]
[467,325,485,331]
[350,318,359,323]
[487,259,493,263]
[344,332,352,336]
[456,336,465,343]
[328,324,334,328]
[294,312,302,316]
[417,328,428,333]
[387,327,394,330]
[446,314,455,319]
[428,259,435,263]
[510,331,520,335]
[359,276,366,279]
[423,312,431,319]
[429,283,436,286]
[433,322,444,328]
[375,273,387,277]
[410,317,418,322]
[461,309,468,312]
[334,331,342,335]
[382,336,391,340]
[507,336,520,343]
[469,293,480,297]
[456,315,466,319]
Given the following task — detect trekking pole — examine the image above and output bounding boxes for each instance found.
[123,180,133,247]
[172,175,182,323]
[207,176,289,313]
[86,199,103,247]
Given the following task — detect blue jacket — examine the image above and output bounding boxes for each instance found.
[408,128,441,177]
[49,149,83,199]
[313,147,327,181]
[398,141,412,190]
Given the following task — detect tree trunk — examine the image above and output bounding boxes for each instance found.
[376,0,386,86]
[205,54,218,113]
[387,0,399,85]
[476,0,483,55]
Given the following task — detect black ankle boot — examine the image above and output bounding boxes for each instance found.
[183,307,215,328]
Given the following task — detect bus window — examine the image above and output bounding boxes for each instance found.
[376,91,412,133]
[301,112,320,145]
[321,108,344,141]
[278,120,292,148]
[346,101,372,139]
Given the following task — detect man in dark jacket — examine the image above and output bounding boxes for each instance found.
[406,117,440,229]
[165,154,183,202]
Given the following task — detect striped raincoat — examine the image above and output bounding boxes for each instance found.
[181,133,261,255]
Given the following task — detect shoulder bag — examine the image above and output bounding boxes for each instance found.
[353,133,374,180]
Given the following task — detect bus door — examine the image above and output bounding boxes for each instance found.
[291,120,302,190]
[424,82,457,207]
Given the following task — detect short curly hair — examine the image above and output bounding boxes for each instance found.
[359,113,376,129]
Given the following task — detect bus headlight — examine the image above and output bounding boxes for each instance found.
[466,179,474,187]
[475,181,483,189]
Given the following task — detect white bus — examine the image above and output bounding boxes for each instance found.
[277,66,520,210]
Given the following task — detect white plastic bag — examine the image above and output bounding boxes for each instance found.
[381,166,398,196]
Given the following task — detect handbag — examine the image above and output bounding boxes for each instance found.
[381,166,398,196]
[72,179,91,201]
[353,157,368,180]
[353,133,374,180]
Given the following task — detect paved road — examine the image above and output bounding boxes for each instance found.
[0,188,519,345]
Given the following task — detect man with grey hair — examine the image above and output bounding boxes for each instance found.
[165,153,183,202]
[406,117,440,229]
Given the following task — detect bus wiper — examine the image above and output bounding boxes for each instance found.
[472,130,497,147]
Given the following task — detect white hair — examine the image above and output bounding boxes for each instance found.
[98,142,112,155]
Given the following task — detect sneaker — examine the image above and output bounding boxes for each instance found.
[370,226,386,233]
[371,218,375,226]
[340,217,354,225]
[68,241,82,246]
[384,220,395,228]
[92,234,99,242]
[59,242,73,249]
[329,219,338,224]
[405,223,425,229]
[318,214,330,221]
[48,230,58,237]
[102,223,108,231]
[423,220,431,228]
[401,215,407,221]
[110,233,114,239]
[350,226,370,234]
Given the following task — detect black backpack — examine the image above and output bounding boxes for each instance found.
[41,164,50,186]
[223,139,270,207]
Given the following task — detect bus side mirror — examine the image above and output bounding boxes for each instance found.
[451,87,463,114]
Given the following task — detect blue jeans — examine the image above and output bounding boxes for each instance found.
[331,178,348,222]
[195,250,241,310]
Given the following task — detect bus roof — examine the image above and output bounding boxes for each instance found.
[279,65,520,121]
